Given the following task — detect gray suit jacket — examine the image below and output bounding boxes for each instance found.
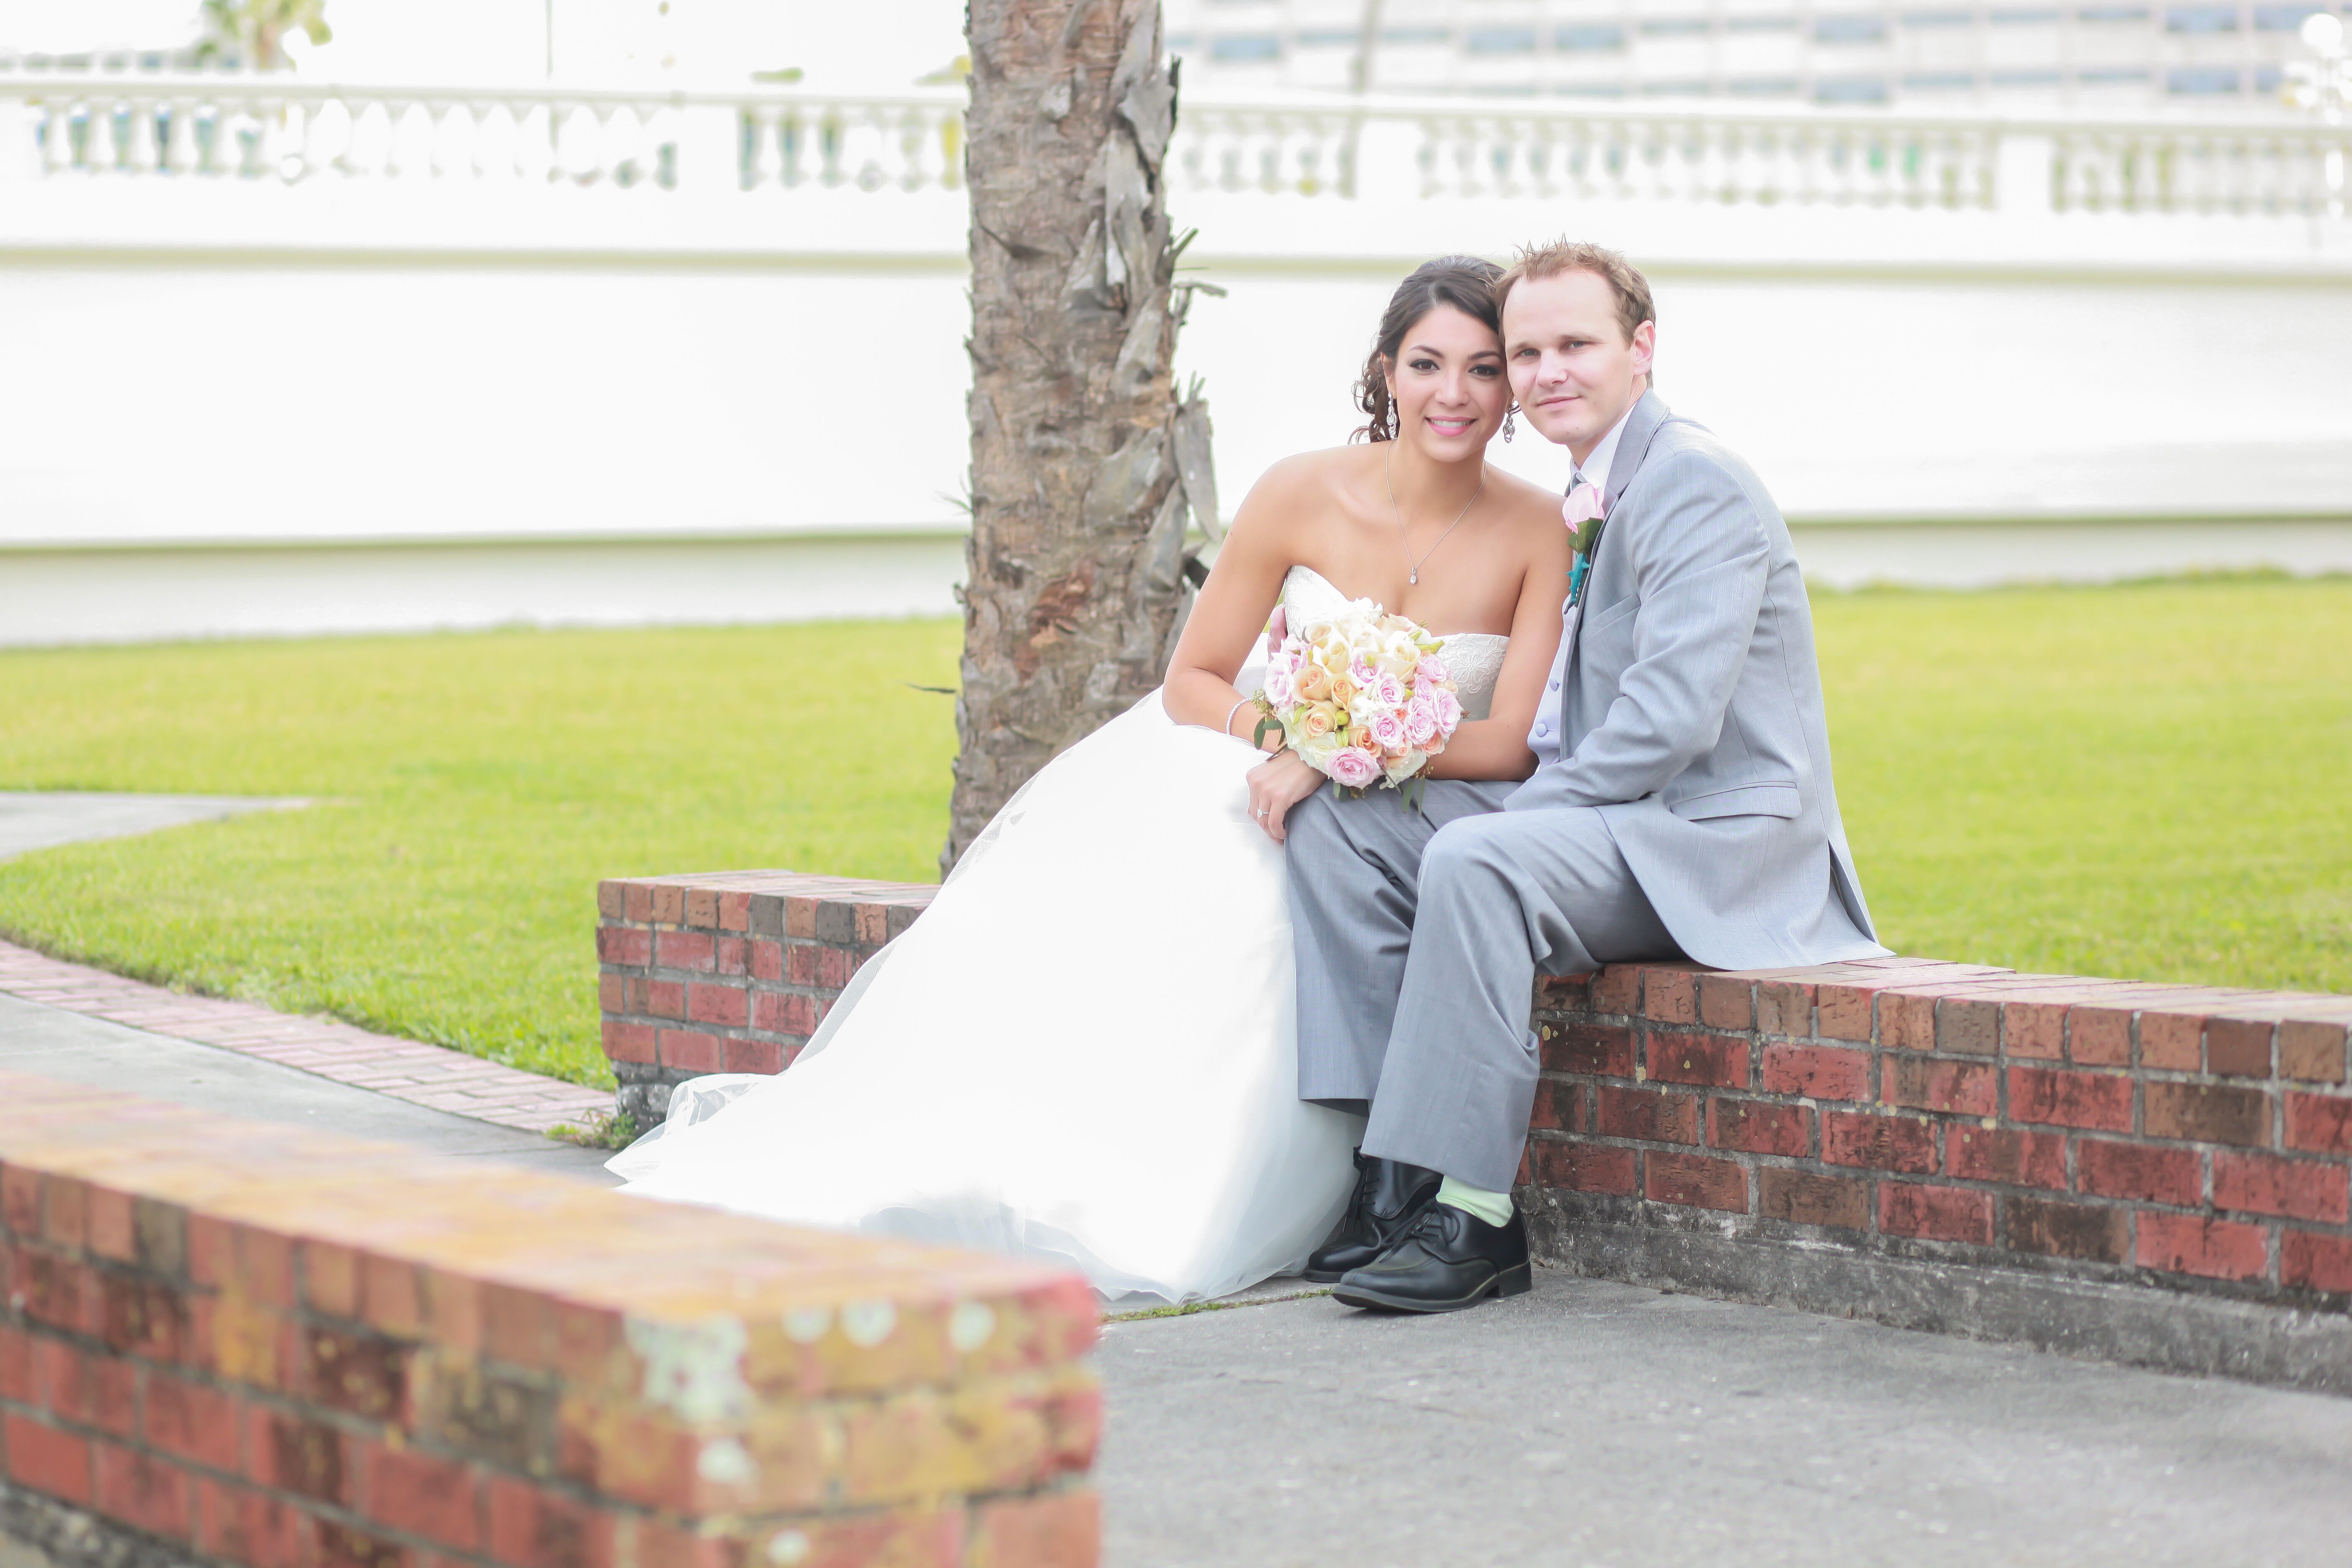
[1507,390,1888,970]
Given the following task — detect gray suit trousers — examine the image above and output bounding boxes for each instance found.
[1287,783,1681,1191]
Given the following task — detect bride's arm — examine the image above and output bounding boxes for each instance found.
[1421,511,1573,782]
[1162,463,1305,746]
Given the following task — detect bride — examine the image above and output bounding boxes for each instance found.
[611,256,1573,1303]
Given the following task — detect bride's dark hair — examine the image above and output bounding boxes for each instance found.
[1354,254,1506,444]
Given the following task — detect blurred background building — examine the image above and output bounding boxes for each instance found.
[2,0,2348,645]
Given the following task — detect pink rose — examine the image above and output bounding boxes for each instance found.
[1416,656,1450,685]
[1366,709,1408,752]
[1432,689,1464,732]
[1348,658,1378,688]
[1326,747,1381,789]
[1404,700,1440,748]
[1372,671,1406,708]
[1264,664,1295,707]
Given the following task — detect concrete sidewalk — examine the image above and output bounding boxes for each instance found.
[1097,1270,2352,1568]
[0,790,305,861]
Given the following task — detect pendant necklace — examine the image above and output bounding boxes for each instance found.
[1387,445,1485,586]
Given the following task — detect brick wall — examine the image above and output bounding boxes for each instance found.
[596,874,936,1124]
[0,1072,1099,1568]
[1523,957,2352,1308]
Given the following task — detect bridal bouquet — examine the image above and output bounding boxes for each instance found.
[1255,601,1464,796]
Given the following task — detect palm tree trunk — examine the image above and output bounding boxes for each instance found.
[947,0,1215,870]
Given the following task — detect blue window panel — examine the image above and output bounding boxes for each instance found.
[1988,7,2065,21]
[1816,14,1892,40]
[1990,67,2065,82]
[1728,75,1804,93]
[1903,8,1978,22]
[1210,33,1283,60]
[2253,2,2319,25]
[1639,78,1717,93]
[1466,26,1540,52]
[1815,75,1892,99]
[1728,15,1799,29]
[1903,69,1980,85]
[1292,29,1358,45]
[2253,63,2285,88]
[1380,26,1452,44]
[1166,32,1197,49]
[1553,81,1632,96]
[2075,3,2152,18]
[2165,5,2241,29]
[2077,65,2154,79]
[2166,63,2244,88]
[1555,23,1630,49]
[1638,18,1715,34]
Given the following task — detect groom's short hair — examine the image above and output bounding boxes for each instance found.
[1495,240,1655,346]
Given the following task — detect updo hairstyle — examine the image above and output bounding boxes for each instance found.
[1353,254,1506,444]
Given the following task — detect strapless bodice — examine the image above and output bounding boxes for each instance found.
[1279,565,1511,722]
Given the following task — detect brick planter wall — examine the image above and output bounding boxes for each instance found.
[600,871,2352,1386]
[596,873,935,1124]
[0,1072,1099,1568]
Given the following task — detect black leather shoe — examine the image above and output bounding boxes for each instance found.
[1331,1202,1532,1313]
[1303,1149,1443,1283]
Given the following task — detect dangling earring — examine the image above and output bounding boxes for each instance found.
[1385,398,1399,441]
[1503,405,1517,443]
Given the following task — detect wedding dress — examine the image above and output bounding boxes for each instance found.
[611,566,1511,1303]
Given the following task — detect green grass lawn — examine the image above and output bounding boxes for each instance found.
[0,578,2344,1090]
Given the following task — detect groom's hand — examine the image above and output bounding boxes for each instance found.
[1247,750,1322,845]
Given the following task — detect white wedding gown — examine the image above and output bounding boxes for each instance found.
[611,566,1511,1303]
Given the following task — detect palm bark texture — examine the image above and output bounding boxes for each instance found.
[947,0,1220,869]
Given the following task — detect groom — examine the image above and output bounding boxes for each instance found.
[1286,240,1888,1313]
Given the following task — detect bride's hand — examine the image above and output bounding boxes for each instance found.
[1246,750,1323,845]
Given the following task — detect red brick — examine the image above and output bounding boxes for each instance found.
[649,885,685,924]
[1814,984,1877,1042]
[2,1165,44,1235]
[2007,1068,2132,1132]
[644,981,686,1021]
[2144,1082,2268,1148]
[146,1373,242,1472]
[1884,1057,1996,1117]
[2066,1006,2134,1066]
[250,1410,349,1505]
[35,1337,89,1422]
[1647,1033,1749,1089]
[593,928,650,967]
[1822,1111,1937,1174]
[596,882,626,920]
[0,1324,28,1403]
[1526,1081,1583,1133]
[1880,1183,1993,1244]
[95,1442,194,1540]
[622,884,655,922]
[1644,1152,1748,1212]
[686,984,748,1029]
[2136,1213,2268,1282]
[5,1412,93,1503]
[1758,1168,1869,1230]
[2077,1140,2201,1207]
[2001,1001,2067,1060]
[366,1446,479,1551]
[752,992,818,1037]
[100,1272,188,1360]
[2139,1012,2205,1071]
[2214,1152,2350,1223]
[1589,965,1640,1015]
[1754,981,1814,1036]
[1707,1099,1809,1157]
[596,975,627,1015]
[197,1480,309,1568]
[2283,1231,2352,1294]
[1541,1024,1634,1078]
[1761,1044,1872,1101]
[2006,1196,2127,1263]
[1643,970,1698,1024]
[815,946,854,990]
[488,1478,614,1568]
[1879,992,1936,1051]
[2280,1021,2348,1084]
[600,1021,655,1065]
[1594,1087,1698,1145]
[719,1037,784,1075]
[972,1488,1097,1568]
[718,891,753,933]
[711,938,745,978]
[85,1186,137,1263]
[90,1358,139,1438]
[656,1031,722,1073]
[304,1328,407,1420]
[2206,1018,2275,1078]
[1946,1126,2066,1189]
[1529,1141,1635,1196]
[316,1519,410,1568]
[684,889,721,930]
[654,931,714,974]
[746,940,785,983]
[2285,1092,2352,1154]
[1697,975,1754,1030]
[15,1246,94,1333]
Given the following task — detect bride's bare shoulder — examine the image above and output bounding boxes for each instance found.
[1246,443,1377,500]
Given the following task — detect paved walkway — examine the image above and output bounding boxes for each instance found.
[0,790,305,861]
[1098,1271,2352,1568]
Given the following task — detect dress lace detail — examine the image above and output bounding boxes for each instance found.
[1278,565,1509,721]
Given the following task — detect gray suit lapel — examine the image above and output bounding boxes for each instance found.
[1602,389,1672,517]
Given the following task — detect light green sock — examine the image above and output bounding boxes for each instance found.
[1435,1175,1513,1228]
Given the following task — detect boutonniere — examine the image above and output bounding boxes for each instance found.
[1563,482,1607,604]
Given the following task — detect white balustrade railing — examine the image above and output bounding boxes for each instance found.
[2,74,2345,218]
